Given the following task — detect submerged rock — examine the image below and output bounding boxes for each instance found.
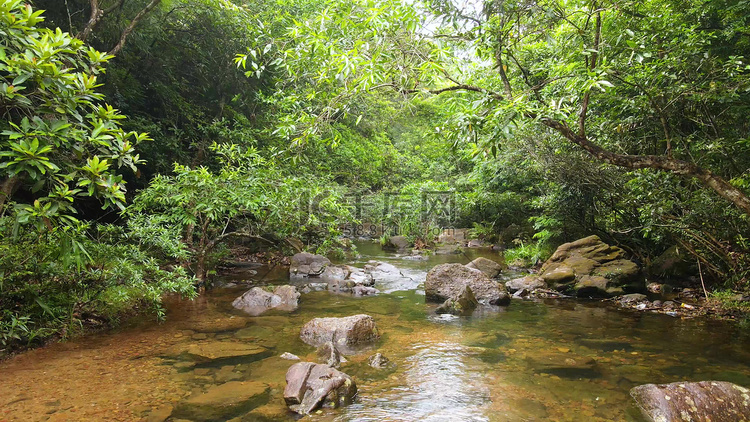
[630,381,750,422]
[185,342,269,361]
[425,263,510,306]
[435,285,479,316]
[539,235,642,297]
[284,362,357,414]
[231,285,300,316]
[300,314,380,352]
[466,257,503,278]
[618,293,648,305]
[173,381,269,421]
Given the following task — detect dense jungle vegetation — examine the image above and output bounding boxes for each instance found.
[1,0,749,351]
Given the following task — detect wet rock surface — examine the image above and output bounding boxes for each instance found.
[426,263,510,306]
[317,341,347,368]
[300,314,380,352]
[539,235,642,297]
[368,353,392,369]
[435,285,479,316]
[283,362,357,415]
[466,257,503,278]
[231,285,300,316]
[630,381,750,422]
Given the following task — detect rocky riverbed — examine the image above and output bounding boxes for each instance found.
[0,241,749,421]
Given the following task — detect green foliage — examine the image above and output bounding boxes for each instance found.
[0,0,146,223]
[709,290,750,314]
[504,239,553,268]
[129,143,353,282]
[468,222,496,242]
[0,216,196,352]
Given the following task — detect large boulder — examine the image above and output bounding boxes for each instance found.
[466,257,503,278]
[300,314,380,352]
[290,252,331,278]
[425,263,510,306]
[539,235,642,297]
[630,381,750,422]
[232,286,300,316]
[284,362,357,414]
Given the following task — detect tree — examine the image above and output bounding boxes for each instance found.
[249,0,750,217]
[128,143,353,283]
[0,0,146,225]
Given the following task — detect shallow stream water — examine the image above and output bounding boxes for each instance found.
[1,242,749,421]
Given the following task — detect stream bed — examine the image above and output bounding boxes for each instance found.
[1,242,749,421]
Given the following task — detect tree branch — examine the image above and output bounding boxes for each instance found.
[78,0,103,41]
[108,0,161,56]
[540,117,750,216]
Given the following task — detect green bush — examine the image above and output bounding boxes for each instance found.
[0,217,196,353]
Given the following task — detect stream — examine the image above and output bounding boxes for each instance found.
[1,242,749,421]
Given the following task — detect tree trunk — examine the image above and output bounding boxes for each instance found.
[0,175,20,215]
[540,117,750,216]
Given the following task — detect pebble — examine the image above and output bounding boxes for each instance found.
[280,352,300,361]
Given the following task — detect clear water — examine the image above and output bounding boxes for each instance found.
[1,242,749,422]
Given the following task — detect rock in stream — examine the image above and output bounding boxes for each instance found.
[300,314,380,353]
[284,362,357,414]
[231,285,300,316]
[630,381,750,422]
[425,263,510,306]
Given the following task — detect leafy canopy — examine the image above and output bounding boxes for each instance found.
[0,0,146,226]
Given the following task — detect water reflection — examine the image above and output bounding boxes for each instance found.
[339,341,491,422]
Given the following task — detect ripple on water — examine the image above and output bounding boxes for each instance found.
[340,342,491,422]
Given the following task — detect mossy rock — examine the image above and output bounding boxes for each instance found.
[540,235,642,297]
